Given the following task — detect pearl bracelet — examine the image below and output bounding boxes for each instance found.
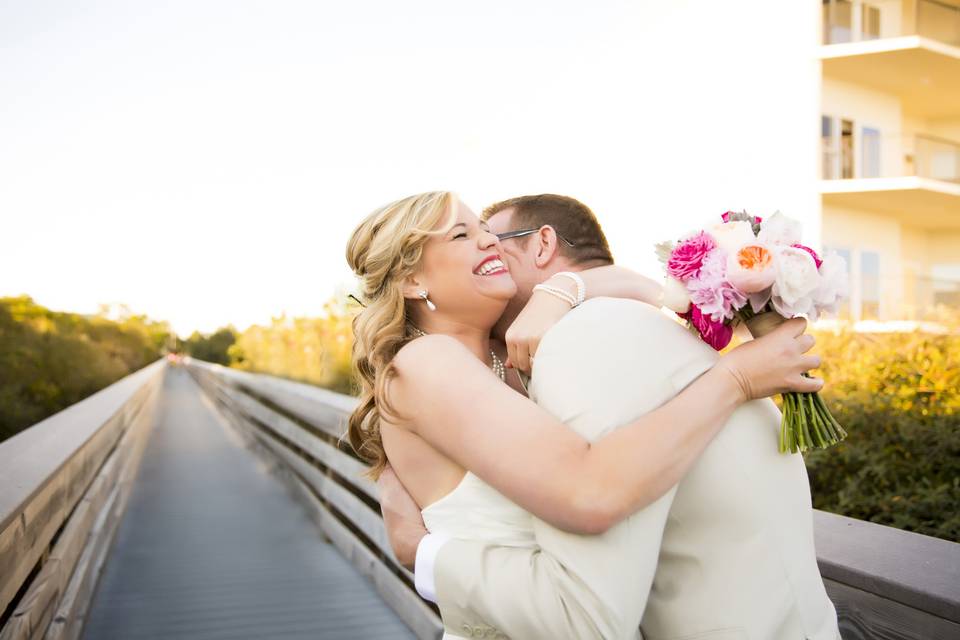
[553,271,586,306]
[533,283,577,307]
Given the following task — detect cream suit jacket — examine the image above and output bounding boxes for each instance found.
[431,298,840,640]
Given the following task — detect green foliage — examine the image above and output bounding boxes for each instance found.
[183,327,237,365]
[805,328,960,542]
[0,296,170,442]
[225,297,357,395]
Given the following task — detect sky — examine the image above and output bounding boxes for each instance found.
[0,0,821,336]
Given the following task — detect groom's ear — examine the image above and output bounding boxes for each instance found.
[533,225,560,268]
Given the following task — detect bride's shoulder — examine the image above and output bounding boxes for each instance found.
[393,334,471,376]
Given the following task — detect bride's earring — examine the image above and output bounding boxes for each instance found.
[419,290,437,311]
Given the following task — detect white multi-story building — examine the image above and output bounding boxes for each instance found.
[819,0,960,322]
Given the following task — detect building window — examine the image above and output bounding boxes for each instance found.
[822,116,835,179]
[861,3,881,40]
[841,119,855,179]
[861,251,880,320]
[862,127,881,178]
[823,0,854,44]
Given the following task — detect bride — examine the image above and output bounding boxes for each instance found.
[345,191,822,634]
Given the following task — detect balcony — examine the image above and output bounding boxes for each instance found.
[821,0,960,117]
[821,132,960,226]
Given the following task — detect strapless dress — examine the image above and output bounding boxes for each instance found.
[421,472,537,639]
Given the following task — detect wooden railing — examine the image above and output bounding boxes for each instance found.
[185,359,960,640]
[0,359,165,640]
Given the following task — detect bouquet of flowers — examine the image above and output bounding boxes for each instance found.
[656,210,849,454]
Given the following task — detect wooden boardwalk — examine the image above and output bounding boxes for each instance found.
[80,368,414,640]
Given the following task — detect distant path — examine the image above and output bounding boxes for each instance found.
[82,367,414,640]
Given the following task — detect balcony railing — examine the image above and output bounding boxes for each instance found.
[823,0,960,47]
[822,132,960,182]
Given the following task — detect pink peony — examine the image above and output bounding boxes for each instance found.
[681,304,734,351]
[687,249,748,322]
[791,243,823,269]
[727,243,777,293]
[667,232,717,281]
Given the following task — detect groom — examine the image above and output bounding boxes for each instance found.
[379,194,840,639]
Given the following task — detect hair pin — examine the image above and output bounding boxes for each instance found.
[347,294,366,308]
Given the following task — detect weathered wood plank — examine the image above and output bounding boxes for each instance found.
[825,578,960,640]
[188,360,356,440]
[44,373,161,640]
[234,425,441,640]
[218,383,377,501]
[0,361,163,618]
[0,362,162,640]
[814,510,960,623]
[247,417,399,570]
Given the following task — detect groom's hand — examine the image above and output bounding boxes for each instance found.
[377,464,428,570]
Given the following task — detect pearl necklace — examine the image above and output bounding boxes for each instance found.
[412,327,506,383]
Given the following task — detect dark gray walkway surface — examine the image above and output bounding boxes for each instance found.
[82,368,414,640]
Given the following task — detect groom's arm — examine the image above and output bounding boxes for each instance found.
[420,298,720,640]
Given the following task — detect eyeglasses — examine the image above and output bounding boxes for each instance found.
[495,227,576,247]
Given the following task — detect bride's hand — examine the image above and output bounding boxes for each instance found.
[718,317,824,402]
[504,278,576,372]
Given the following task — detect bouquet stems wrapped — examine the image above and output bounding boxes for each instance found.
[742,310,847,453]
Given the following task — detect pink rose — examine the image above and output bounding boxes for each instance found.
[791,243,823,269]
[667,231,717,281]
[681,304,734,351]
[687,249,748,322]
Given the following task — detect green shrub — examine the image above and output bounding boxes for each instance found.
[805,328,960,542]
[0,296,170,442]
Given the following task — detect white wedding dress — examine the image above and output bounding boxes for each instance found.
[421,471,537,639]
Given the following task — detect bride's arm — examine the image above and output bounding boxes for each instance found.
[390,320,820,535]
[504,265,663,371]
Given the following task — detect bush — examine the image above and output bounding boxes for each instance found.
[0,296,170,442]
[804,328,960,542]
[226,297,356,395]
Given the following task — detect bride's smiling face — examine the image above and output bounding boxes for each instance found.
[407,199,517,323]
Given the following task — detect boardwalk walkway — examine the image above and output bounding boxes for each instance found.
[81,367,414,640]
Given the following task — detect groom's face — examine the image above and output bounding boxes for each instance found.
[485,208,542,324]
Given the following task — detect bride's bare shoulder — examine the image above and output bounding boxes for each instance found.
[393,334,472,377]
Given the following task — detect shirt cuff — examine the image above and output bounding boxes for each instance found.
[414,532,452,603]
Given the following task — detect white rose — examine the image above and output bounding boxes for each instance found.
[758,211,802,246]
[661,276,691,314]
[709,221,756,254]
[770,246,820,317]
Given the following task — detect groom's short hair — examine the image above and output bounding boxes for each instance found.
[482,194,614,266]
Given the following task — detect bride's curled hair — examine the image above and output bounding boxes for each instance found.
[345,191,456,478]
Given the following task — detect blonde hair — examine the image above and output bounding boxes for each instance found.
[345,191,457,478]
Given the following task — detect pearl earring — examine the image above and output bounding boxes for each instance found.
[419,290,437,311]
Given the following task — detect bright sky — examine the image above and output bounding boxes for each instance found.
[0,0,820,336]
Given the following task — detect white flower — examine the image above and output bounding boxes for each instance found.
[709,221,756,254]
[814,251,850,315]
[661,276,691,314]
[758,211,802,246]
[770,245,821,318]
